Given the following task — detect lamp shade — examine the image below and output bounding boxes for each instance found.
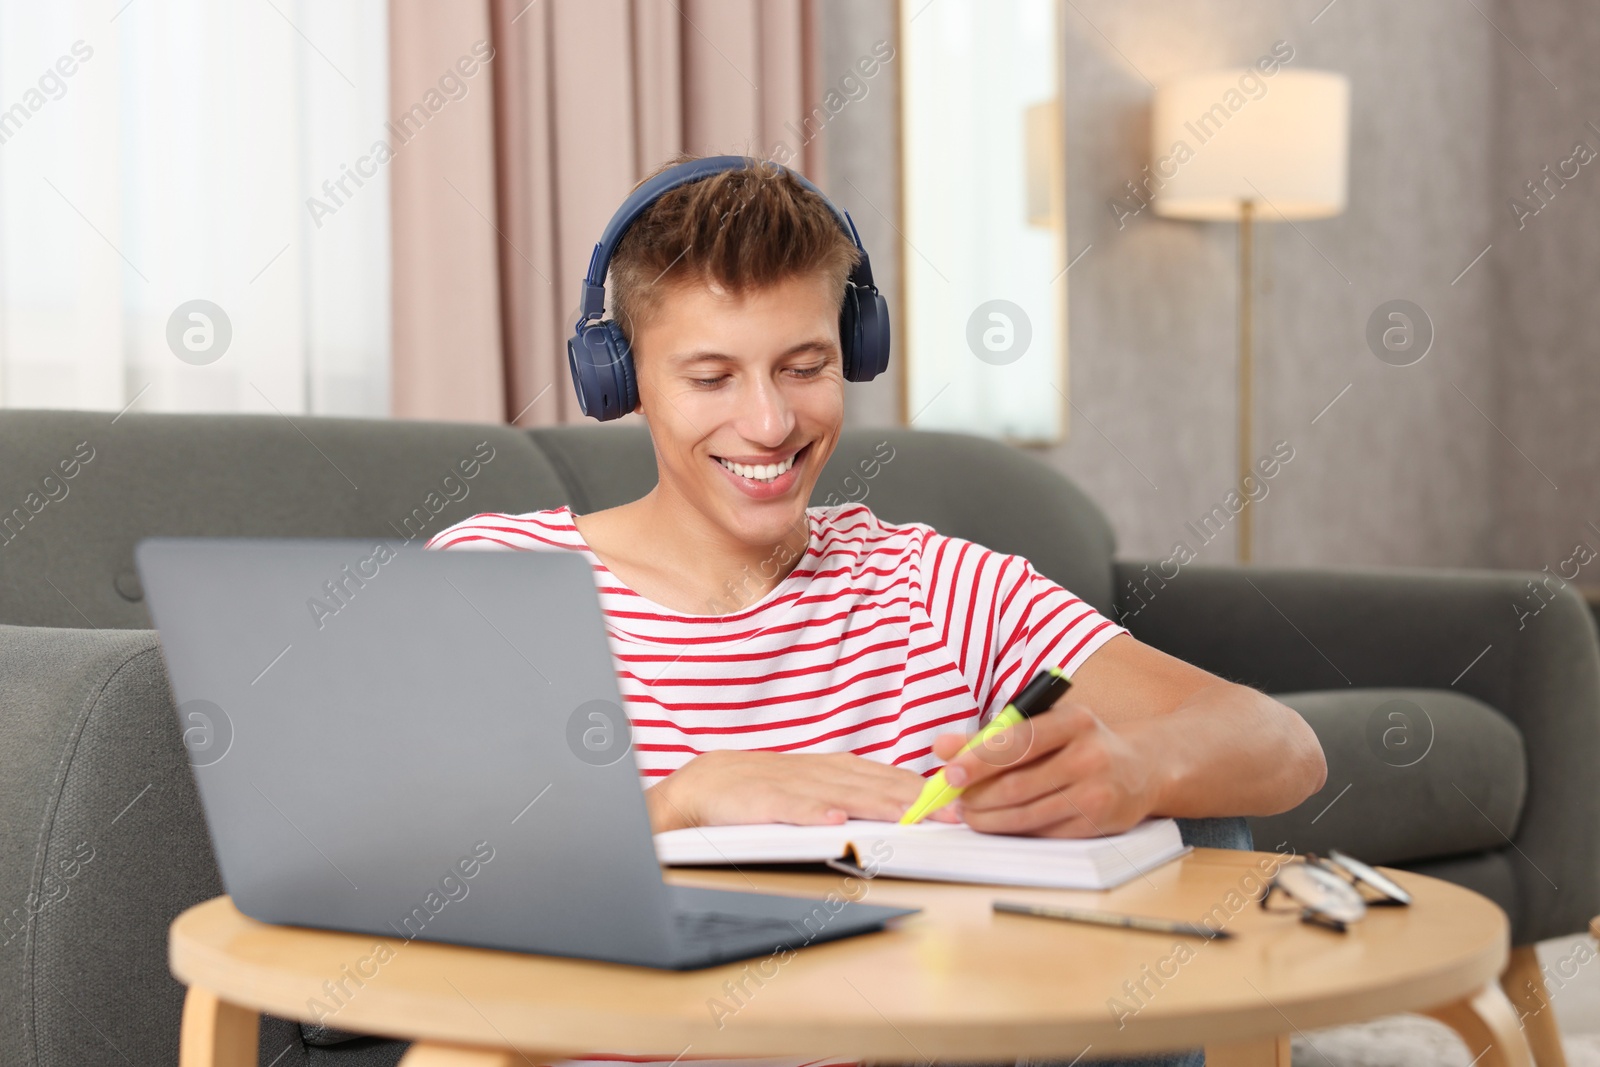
[1151,69,1349,221]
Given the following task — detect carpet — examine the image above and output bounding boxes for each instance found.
[1294,1014,1600,1066]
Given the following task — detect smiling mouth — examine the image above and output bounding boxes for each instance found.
[711,442,811,484]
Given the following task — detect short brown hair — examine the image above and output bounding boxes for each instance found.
[606,153,861,346]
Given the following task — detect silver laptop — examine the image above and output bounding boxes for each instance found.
[136,537,915,970]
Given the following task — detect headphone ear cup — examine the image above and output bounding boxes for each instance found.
[839,284,890,382]
[567,320,637,421]
[838,285,862,381]
[606,320,639,415]
[567,328,597,419]
[860,291,890,380]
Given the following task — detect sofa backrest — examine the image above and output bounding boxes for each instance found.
[0,412,1118,625]
[0,411,569,628]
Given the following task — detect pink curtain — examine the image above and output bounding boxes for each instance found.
[389,0,824,425]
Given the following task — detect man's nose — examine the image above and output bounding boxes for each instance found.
[735,374,796,446]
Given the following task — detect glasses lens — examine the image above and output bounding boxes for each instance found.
[1328,849,1413,905]
[1276,862,1367,925]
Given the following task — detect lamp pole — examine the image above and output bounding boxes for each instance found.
[1150,69,1349,566]
[1237,199,1254,565]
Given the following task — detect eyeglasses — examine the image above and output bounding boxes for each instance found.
[1259,850,1412,932]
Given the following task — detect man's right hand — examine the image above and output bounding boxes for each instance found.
[644,750,960,833]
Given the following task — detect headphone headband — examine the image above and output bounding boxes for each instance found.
[577,155,873,327]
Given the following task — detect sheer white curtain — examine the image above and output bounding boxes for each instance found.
[0,0,389,416]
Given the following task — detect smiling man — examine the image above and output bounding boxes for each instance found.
[427,152,1325,1067]
[429,154,1325,841]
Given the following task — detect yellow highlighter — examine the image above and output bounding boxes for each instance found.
[899,666,1073,825]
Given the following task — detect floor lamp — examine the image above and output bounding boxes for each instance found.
[1150,70,1350,563]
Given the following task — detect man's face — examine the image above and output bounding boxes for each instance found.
[631,272,844,548]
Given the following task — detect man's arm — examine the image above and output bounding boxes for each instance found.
[936,633,1327,837]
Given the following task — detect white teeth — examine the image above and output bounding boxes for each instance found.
[717,451,798,482]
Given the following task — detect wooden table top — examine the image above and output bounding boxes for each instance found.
[169,848,1509,1060]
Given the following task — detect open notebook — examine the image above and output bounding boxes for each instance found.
[654,817,1189,890]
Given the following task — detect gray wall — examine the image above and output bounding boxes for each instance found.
[1492,6,1600,573]
[822,0,1594,574]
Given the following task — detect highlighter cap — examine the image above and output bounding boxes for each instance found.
[1014,667,1072,718]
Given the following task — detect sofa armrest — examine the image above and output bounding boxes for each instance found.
[1114,562,1600,942]
[0,626,233,1065]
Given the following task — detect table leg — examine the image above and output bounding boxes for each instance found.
[1424,981,1536,1067]
[1501,944,1570,1067]
[1204,1035,1291,1066]
[398,1043,520,1067]
[179,986,260,1067]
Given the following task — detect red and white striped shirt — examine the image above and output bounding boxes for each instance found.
[427,503,1124,1067]
[427,503,1125,776]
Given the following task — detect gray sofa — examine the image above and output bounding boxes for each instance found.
[3,410,1597,1067]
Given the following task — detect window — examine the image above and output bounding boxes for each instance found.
[0,0,390,416]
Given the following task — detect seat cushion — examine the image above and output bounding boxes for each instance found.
[1247,688,1526,866]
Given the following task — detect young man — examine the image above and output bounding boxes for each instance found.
[428,153,1324,1067]
[429,154,1325,842]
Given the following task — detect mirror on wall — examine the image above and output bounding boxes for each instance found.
[898,0,1068,443]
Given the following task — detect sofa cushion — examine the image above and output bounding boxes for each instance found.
[0,411,569,629]
[1247,688,1526,866]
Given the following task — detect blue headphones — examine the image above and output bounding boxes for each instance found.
[567,155,891,421]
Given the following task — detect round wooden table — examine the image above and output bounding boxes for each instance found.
[171,848,1532,1067]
